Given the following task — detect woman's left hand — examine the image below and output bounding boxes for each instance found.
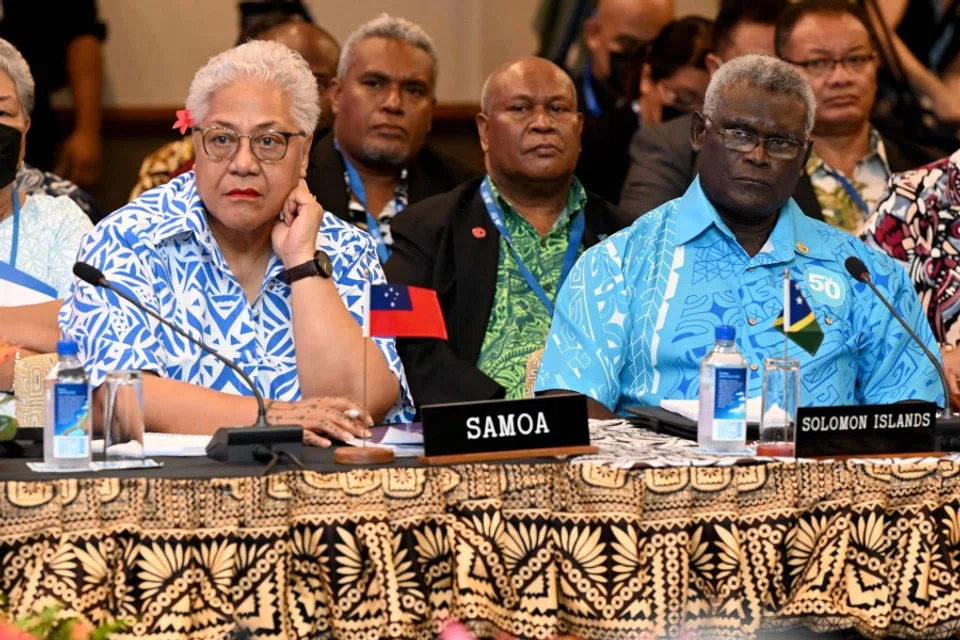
[273,179,325,268]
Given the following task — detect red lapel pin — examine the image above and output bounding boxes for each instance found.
[472,227,487,239]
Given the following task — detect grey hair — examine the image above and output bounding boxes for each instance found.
[186,39,319,133]
[703,54,816,137]
[338,13,438,88]
[0,38,34,117]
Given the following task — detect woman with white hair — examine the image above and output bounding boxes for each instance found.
[0,38,92,409]
[59,40,414,443]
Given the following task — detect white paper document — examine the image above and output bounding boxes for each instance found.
[93,432,211,457]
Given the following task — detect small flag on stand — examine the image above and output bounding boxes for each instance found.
[773,277,823,356]
[363,283,448,340]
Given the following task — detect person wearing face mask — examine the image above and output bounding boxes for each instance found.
[0,38,93,413]
[636,16,713,126]
[572,0,674,205]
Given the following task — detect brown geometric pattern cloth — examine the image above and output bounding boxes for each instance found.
[4,460,960,638]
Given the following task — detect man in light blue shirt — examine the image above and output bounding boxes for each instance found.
[535,54,943,418]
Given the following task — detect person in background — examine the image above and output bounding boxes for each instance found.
[536,55,942,418]
[618,0,787,217]
[129,12,340,201]
[776,0,938,236]
[385,57,630,408]
[307,14,474,263]
[0,38,93,411]
[865,0,960,125]
[0,1,106,189]
[862,147,960,395]
[573,0,674,205]
[636,16,713,127]
[60,41,413,441]
[14,163,101,225]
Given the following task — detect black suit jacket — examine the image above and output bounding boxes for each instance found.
[384,178,633,408]
[306,132,477,222]
[572,72,640,206]
[618,113,939,220]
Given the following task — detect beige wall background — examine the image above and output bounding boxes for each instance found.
[97,0,718,107]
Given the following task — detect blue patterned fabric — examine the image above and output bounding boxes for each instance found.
[58,172,414,424]
[535,177,944,414]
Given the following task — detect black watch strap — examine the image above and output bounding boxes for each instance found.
[282,250,332,284]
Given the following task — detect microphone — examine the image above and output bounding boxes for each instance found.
[844,256,954,419]
[72,261,303,461]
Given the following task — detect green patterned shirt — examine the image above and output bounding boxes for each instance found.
[805,128,890,236]
[476,177,588,399]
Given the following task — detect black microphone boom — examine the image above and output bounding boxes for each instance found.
[844,256,954,419]
[73,261,272,426]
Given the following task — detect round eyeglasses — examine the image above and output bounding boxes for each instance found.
[705,117,806,161]
[197,127,307,163]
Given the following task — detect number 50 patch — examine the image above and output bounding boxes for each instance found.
[804,266,846,307]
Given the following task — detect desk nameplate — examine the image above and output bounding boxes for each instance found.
[419,393,595,464]
[796,403,937,457]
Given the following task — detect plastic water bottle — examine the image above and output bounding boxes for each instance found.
[43,341,92,469]
[697,325,748,452]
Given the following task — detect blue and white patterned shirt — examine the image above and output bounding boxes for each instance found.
[535,177,943,413]
[59,172,414,423]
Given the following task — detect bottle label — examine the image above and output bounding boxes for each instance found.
[712,367,747,441]
[54,382,90,458]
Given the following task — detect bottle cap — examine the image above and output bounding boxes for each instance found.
[715,325,735,342]
[56,340,78,356]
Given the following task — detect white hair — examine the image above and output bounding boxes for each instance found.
[338,13,438,88]
[0,38,34,117]
[703,54,816,137]
[186,40,319,133]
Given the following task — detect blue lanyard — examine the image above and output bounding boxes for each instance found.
[334,140,400,263]
[582,63,602,116]
[479,176,585,315]
[5,191,20,269]
[825,167,870,217]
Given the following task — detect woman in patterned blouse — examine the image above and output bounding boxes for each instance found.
[0,38,92,405]
[59,41,414,443]
[863,147,960,397]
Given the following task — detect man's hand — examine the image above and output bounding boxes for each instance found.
[272,179,324,269]
[267,396,374,447]
[55,128,102,188]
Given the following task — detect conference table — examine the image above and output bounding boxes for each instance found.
[2,420,960,639]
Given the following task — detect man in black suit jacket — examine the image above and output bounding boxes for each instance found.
[305,14,474,260]
[385,57,631,409]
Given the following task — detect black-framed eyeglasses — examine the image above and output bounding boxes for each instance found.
[704,117,806,161]
[196,127,307,163]
[782,52,877,78]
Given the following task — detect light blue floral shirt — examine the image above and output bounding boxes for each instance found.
[0,194,93,298]
[535,177,943,414]
[58,172,414,423]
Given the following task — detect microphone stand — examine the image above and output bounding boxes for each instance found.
[852,266,960,450]
[76,266,303,463]
[857,273,954,419]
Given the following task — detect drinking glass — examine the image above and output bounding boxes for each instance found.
[101,370,146,468]
[758,357,800,457]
